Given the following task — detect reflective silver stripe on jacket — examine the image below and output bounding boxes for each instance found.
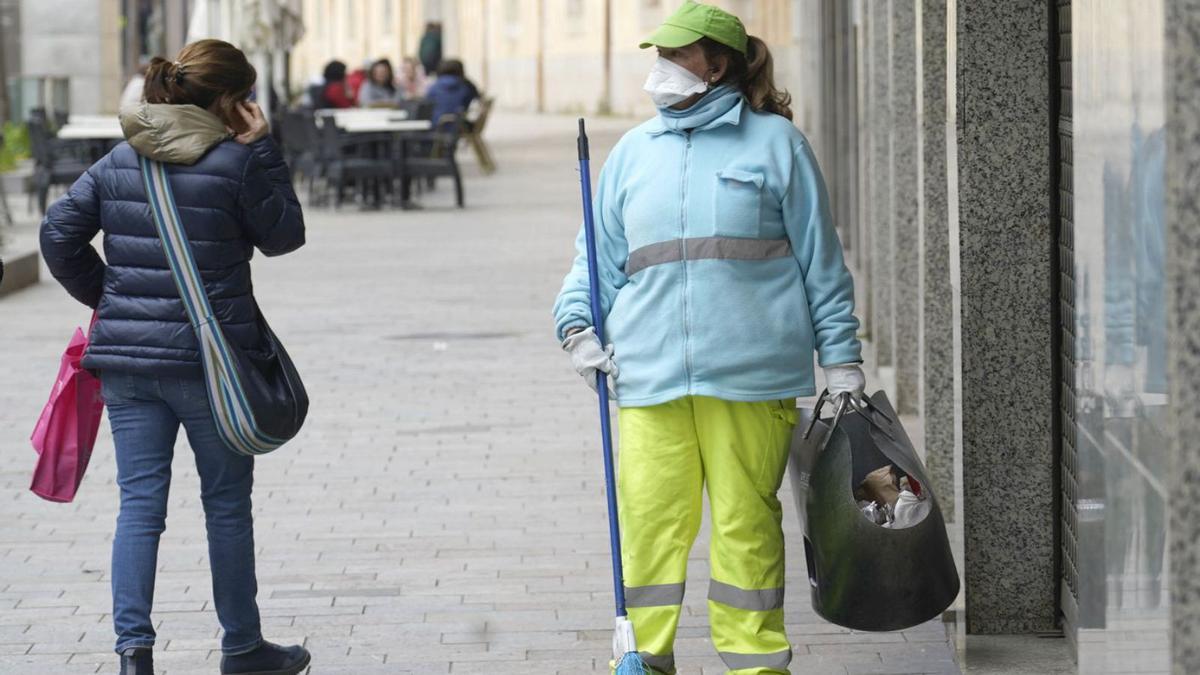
[624,237,793,277]
[718,649,793,671]
[707,579,785,611]
[625,582,686,608]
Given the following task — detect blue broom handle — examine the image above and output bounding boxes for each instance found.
[578,119,629,619]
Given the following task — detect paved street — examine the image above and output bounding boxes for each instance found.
[0,113,959,674]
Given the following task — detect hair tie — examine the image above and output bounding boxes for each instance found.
[172,61,186,85]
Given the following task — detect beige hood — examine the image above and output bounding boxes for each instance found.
[119,103,230,165]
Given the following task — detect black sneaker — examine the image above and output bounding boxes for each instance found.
[119,647,154,675]
[219,641,311,675]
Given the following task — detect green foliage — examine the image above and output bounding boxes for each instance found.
[0,122,30,172]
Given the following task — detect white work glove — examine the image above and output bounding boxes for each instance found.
[824,363,866,401]
[562,326,619,394]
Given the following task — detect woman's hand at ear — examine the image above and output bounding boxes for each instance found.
[231,101,270,145]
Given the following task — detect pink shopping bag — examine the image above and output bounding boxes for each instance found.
[30,320,104,503]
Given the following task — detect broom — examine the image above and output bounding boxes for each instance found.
[577,119,650,675]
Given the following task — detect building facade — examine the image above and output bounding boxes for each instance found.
[7,0,298,120]
[7,0,192,119]
[288,0,824,122]
[809,0,1199,672]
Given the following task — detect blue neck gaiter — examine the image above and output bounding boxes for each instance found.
[657,85,744,131]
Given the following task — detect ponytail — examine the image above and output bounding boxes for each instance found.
[139,40,257,129]
[142,57,189,105]
[700,35,794,121]
[742,37,793,121]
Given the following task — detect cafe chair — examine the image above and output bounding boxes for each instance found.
[27,116,91,215]
[317,121,396,209]
[398,99,434,121]
[463,97,496,175]
[399,113,465,208]
[280,110,324,201]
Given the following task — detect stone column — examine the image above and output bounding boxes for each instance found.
[918,0,954,516]
[856,0,874,315]
[1164,0,1200,669]
[833,1,857,261]
[890,0,920,414]
[955,0,1057,633]
[869,0,894,367]
[843,2,862,284]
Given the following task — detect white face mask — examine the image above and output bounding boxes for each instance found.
[643,56,709,108]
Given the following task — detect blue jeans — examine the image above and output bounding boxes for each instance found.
[102,372,262,655]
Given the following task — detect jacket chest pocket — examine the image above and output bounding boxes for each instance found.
[712,169,765,238]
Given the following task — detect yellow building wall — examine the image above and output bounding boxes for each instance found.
[291,0,406,93]
[290,0,818,127]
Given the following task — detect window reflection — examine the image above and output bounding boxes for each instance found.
[1074,1,1170,671]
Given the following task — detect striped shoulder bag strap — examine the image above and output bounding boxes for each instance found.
[139,156,287,456]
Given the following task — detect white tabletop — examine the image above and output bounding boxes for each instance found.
[317,108,412,121]
[57,122,124,140]
[68,114,120,126]
[335,120,432,134]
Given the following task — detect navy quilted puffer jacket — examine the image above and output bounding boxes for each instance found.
[40,103,305,375]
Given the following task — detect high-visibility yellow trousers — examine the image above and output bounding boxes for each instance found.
[617,396,796,675]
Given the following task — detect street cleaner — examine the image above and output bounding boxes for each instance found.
[553,3,867,673]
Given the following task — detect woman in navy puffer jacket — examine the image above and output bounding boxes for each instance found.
[40,40,310,675]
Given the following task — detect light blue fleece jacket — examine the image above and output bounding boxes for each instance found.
[553,86,861,407]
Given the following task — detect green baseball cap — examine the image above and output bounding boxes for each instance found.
[639,1,748,55]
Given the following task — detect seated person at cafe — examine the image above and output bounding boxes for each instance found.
[397,57,428,99]
[359,58,404,108]
[425,59,479,129]
[320,60,356,108]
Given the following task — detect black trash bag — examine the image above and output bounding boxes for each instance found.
[788,390,959,632]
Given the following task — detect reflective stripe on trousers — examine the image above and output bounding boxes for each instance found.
[616,396,797,675]
[624,237,793,277]
[625,582,686,608]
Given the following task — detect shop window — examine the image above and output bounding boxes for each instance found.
[136,0,166,61]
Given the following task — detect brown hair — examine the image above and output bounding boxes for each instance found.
[436,59,465,78]
[143,39,257,131]
[699,36,793,121]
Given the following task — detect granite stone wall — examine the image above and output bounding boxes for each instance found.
[891,0,921,416]
[856,6,874,308]
[955,0,1057,634]
[1165,0,1200,670]
[918,0,954,517]
[869,0,894,367]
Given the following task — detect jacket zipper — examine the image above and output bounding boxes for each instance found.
[681,131,694,390]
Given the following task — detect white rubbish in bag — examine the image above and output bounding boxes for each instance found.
[857,470,932,529]
[886,489,932,529]
[858,500,889,526]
